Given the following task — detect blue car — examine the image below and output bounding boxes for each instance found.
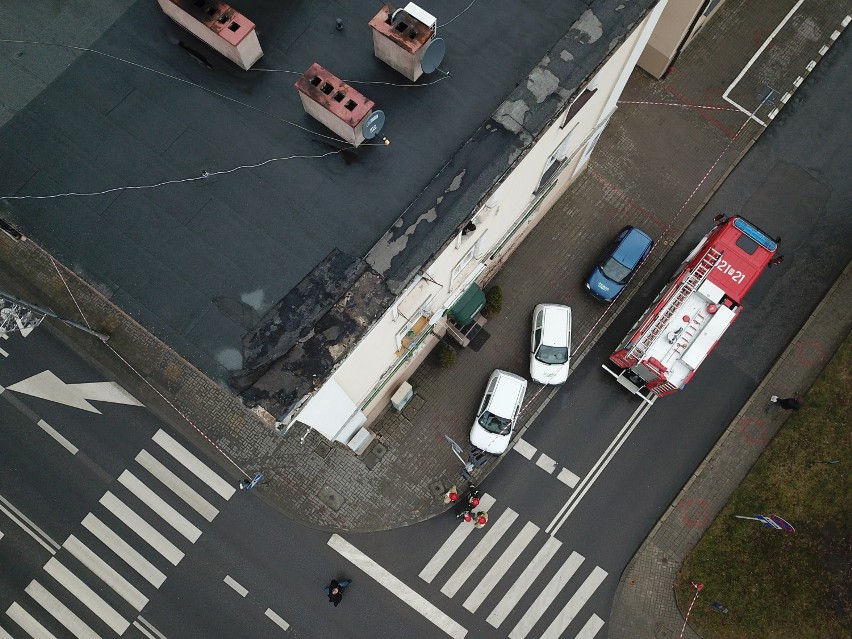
[586,226,654,302]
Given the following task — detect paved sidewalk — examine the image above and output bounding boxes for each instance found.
[608,262,852,639]
[0,0,843,534]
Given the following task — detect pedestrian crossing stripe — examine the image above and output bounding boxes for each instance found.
[25,580,101,639]
[463,521,538,613]
[509,551,584,639]
[487,535,562,628]
[422,496,608,638]
[3,428,289,637]
[6,601,55,639]
[43,558,130,635]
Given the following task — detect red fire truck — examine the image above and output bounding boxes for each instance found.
[603,215,779,403]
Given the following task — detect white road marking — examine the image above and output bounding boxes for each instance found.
[509,551,584,639]
[133,617,167,639]
[223,575,248,597]
[557,467,580,488]
[118,471,201,542]
[63,535,148,611]
[82,514,166,587]
[535,453,557,474]
[100,492,184,565]
[0,622,13,638]
[463,521,539,613]
[513,438,537,460]
[136,449,219,521]
[575,614,606,638]
[0,347,7,357]
[152,430,235,500]
[132,623,158,639]
[487,535,562,629]
[723,0,806,125]
[0,494,60,554]
[265,608,290,631]
[43,559,129,635]
[6,371,142,413]
[25,580,101,639]
[36,419,78,455]
[547,399,653,536]
[419,494,496,583]
[6,601,56,639]
[540,566,607,639]
[441,508,518,598]
[328,534,468,639]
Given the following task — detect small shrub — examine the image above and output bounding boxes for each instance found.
[483,285,504,317]
[437,343,457,368]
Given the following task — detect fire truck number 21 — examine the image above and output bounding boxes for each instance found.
[716,259,745,283]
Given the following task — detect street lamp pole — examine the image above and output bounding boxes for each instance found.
[0,289,109,342]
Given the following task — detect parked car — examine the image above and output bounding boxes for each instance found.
[530,304,572,385]
[585,226,654,302]
[470,370,528,455]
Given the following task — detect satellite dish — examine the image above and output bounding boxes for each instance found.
[420,37,446,74]
[362,110,386,139]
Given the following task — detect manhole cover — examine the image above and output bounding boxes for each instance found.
[362,452,380,470]
[428,481,446,497]
[314,442,332,458]
[318,486,345,511]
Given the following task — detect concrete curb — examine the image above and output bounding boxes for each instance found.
[608,259,852,638]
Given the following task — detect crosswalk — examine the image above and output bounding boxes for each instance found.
[1,429,236,638]
[420,494,607,639]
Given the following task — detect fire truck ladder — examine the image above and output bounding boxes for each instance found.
[626,248,723,362]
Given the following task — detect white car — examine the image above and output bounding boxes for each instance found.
[530,304,572,384]
[470,370,528,455]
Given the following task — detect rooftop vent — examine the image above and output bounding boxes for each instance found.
[294,63,386,147]
[369,3,446,81]
[157,0,263,70]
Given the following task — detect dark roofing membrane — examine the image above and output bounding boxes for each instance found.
[0,0,657,420]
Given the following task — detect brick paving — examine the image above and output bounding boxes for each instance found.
[0,0,846,617]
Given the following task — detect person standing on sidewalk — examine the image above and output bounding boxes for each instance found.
[325,579,351,607]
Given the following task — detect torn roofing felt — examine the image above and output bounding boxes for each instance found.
[231,1,659,421]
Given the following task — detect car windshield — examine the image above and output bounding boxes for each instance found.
[535,345,569,365]
[600,257,632,284]
[478,411,512,435]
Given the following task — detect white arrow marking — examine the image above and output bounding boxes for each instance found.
[6,371,144,413]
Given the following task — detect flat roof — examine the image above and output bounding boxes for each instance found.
[0,0,657,417]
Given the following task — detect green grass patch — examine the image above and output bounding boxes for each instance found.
[674,335,852,639]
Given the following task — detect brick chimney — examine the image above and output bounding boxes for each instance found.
[294,63,381,147]
[158,0,262,70]
[369,3,444,82]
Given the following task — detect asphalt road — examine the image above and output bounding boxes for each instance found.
[0,26,848,639]
[0,328,436,639]
[332,27,852,639]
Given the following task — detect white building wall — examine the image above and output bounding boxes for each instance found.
[298,1,669,440]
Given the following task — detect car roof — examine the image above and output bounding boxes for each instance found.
[612,226,654,267]
[488,370,527,417]
[539,305,570,346]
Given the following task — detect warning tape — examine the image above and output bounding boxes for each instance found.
[618,100,739,111]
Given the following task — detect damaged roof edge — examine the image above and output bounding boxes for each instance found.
[238,1,660,420]
[376,1,661,295]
